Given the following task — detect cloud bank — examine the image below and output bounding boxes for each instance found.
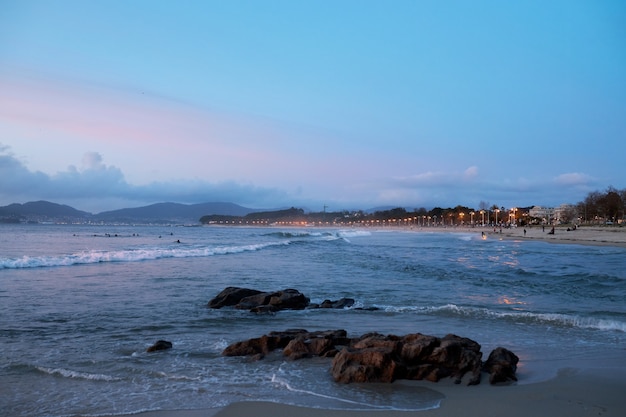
[0,147,289,212]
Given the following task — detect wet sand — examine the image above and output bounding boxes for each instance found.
[129,367,626,417]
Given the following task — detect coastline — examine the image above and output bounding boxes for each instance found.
[81,225,625,417]
[396,224,626,249]
[496,225,626,248]
[128,367,626,417]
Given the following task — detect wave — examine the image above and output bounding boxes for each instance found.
[0,229,372,269]
[379,304,626,332]
[36,366,121,381]
[0,241,290,269]
[270,374,433,411]
[265,229,371,240]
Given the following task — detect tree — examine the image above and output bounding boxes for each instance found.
[599,186,623,222]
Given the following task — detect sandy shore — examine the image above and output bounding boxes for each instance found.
[492,225,626,248]
[404,224,626,248]
[129,367,626,417]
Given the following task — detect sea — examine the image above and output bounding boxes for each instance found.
[1,224,625,416]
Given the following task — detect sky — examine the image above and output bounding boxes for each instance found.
[1,0,625,213]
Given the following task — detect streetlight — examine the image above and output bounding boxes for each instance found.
[470,211,475,226]
[459,212,465,225]
[480,210,485,226]
[495,209,500,225]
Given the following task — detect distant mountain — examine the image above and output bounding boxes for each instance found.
[93,202,259,223]
[0,201,91,222]
[0,201,261,224]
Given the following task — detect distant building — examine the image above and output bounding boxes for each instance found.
[529,204,578,224]
[529,206,555,224]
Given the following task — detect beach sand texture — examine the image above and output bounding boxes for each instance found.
[494,225,626,248]
[132,368,626,417]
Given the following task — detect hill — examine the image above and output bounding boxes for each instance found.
[94,202,258,223]
[0,201,91,223]
[0,201,261,224]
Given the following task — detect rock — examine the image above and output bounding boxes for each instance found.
[146,340,172,352]
[483,347,519,384]
[208,287,368,312]
[223,329,349,360]
[320,298,355,309]
[331,332,483,385]
[249,305,279,314]
[425,334,482,385]
[282,329,349,360]
[331,346,400,383]
[236,289,310,311]
[207,287,264,309]
[222,334,289,358]
[223,329,516,387]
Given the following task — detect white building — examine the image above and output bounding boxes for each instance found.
[529,206,555,224]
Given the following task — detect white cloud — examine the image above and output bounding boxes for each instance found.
[553,172,592,186]
[463,166,479,179]
[0,147,290,212]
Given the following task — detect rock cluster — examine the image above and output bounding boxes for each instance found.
[207,286,357,313]
[222,329,519,386]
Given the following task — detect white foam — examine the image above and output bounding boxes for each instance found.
[0,241,289,269]
[36,366,121,381]
[379,304,626,332]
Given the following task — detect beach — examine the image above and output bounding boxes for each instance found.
[491,225,626,248]
[130,367,626,417]
[2,224,624,417]
[131,226,626,417]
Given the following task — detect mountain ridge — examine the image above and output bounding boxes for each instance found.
[0,201,261,224]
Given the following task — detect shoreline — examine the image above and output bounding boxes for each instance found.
[87,225,625,417]
[393,224,626,249]
[495,225,626,248]
[128,367,626,417]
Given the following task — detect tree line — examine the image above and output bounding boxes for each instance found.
[200,186,625,226]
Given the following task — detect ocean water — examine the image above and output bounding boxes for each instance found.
[1,224,625,416]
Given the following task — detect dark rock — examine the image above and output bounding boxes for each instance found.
[483,347,519,384]
[207,287,264,309]
[331,346,400,383]
[249,305,279,314]
[398,333,439,364]
[224,329,515,387]
[331,332,483,385]
[146,340,173,352]
[222,329,349,360]
[282,329,348,360]
[236,288,310,311]
[320,298,355,309]
[222,334,288,358]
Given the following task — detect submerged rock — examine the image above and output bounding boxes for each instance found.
[146,340,173,352]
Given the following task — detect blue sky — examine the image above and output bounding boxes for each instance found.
[1,0,624,213]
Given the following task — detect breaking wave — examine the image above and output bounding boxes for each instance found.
[379,304,626,332]
[0,241,289,269]
[36,366,121,382]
